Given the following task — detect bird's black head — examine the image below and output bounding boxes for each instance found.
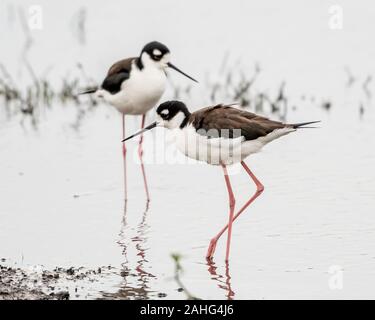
[121,100,191,143]
[157,101,191,129]
[139,41,198,82]
[141,41,170,62]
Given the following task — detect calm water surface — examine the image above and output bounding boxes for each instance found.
[1,0,375,299]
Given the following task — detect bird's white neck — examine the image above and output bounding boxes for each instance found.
[163,111,189,130]
[140,52,166,71]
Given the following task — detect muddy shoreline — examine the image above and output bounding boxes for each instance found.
[0,259,114,300]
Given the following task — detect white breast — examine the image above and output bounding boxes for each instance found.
[172,125,295,166]
[101,64,167,115]
[173,125,244,166]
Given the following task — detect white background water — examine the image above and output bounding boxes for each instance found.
[1,0,375,299]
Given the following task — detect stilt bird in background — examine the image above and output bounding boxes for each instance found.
[80,42,197,201]
[123,101,319,261]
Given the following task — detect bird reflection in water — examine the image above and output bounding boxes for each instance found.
[112,201,156,299]
[207,259,235,300]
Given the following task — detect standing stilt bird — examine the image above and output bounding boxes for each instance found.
[80,42,197,201]
[123,101,320,261]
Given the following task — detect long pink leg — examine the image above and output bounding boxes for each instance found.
[122,114,128,201]
[138,114,150,201]
[206,161,264,260]
[221,165,236,262]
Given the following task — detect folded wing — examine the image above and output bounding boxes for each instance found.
[189,105,287,140]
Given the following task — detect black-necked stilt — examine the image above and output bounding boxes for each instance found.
[80,42,197,201]
[123,101,319,261]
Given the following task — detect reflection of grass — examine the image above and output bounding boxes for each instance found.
[2,35,338,128]
[0,63,97,114]
[169,60,298,122]
[0,7,96,127]
[1,14,335,126]
[1,56,339,129]
[1,60,290,122]
[171,253,200,300]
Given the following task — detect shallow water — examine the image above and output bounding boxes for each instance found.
[1,0,375,299]
[1,100,374,299]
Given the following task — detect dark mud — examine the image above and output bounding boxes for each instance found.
[0,259,114,300]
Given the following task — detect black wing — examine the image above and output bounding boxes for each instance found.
[101,71,130,94]
[101,57,136,94]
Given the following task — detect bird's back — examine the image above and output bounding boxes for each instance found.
[188,104,289,141]
[107,58,136,77]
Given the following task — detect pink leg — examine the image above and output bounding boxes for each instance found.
[138,114,150,201]
[122,114,128,201]
[206,161,264,260]
[221,165,236,262]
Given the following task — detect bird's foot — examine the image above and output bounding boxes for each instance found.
[206,238,218,261]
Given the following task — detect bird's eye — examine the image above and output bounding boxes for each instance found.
[153,49,162,56]
[159,109,169,119]
[152,49,163,61]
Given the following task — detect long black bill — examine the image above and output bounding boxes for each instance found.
[121,122,158,142]
[167,62,198,83]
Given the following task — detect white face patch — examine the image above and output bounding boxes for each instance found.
[163,111,186,129]
[141,51,169,69]
[153,49,162,57]
[160,109,169,116]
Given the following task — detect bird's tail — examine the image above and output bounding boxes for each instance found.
[78,87,98,95]
[290,121,321,129]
